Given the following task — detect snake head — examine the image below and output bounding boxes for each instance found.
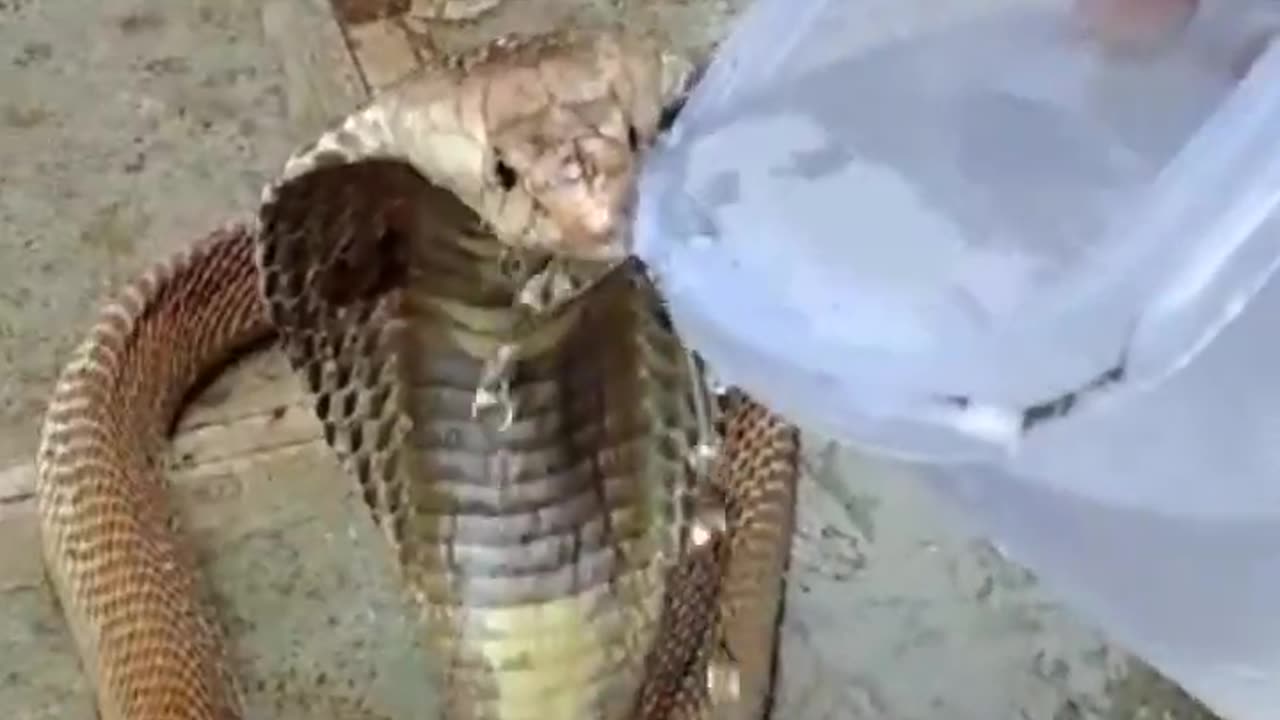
[465,33,696,263]
[260,32,697,315]
[486,104,636,263]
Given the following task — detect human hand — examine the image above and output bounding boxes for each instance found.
[1077,0,1279,77]
[1075,0,1200,53]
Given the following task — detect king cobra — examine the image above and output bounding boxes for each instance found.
[34,30,800,720]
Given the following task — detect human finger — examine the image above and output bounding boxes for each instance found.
[1075,0,1200,53]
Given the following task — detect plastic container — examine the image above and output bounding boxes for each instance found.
[630,1,1280,717]
[635,0,1280,464]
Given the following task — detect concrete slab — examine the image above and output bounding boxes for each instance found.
[0,0,1220,718]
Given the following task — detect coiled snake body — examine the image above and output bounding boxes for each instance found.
[35,31,800,720]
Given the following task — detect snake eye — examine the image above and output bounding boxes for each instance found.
[626,124,639,150]
[493,158,518,191]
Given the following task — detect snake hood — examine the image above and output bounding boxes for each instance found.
[264,32,696,267]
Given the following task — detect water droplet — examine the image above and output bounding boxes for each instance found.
[472,346,518,431]
[491,344,518,369]
[690,496,726,548]
[471,386,498,414]
[470,382,515,431]
[686,440,720,477]
[706,659,741,703]
[690,523,714,548]
[515,261,580,314]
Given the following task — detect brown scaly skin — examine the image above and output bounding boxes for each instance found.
[37,226,267,720]
[36,30,800,720]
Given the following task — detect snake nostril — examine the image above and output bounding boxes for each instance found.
[494,158,518,190]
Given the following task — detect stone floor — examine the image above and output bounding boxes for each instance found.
[0,0,1220,717]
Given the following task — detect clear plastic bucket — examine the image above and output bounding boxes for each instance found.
[631,1,1280,717]
[635,0,1280,464]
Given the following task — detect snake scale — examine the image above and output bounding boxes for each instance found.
[35,29,800,720]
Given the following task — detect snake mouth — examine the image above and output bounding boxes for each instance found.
[532,189,631,262]
[556,230,630,263]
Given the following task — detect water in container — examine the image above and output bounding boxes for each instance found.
[630,1,1280,717]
